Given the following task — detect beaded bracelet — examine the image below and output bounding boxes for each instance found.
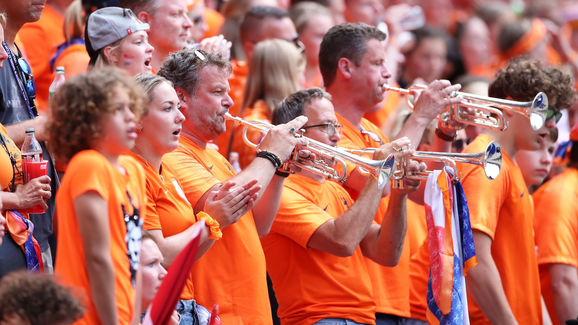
[256,151,283,169]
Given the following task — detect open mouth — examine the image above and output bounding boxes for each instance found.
[172,128,181,136]
[144,57,152,69]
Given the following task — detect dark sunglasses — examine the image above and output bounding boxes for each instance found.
[17,57,36,100]
[302,122,343,137]
[545,107,562,124]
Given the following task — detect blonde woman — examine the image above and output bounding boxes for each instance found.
[229,39,304,169]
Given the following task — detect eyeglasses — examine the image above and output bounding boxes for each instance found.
[289,35,305,53]
[302,122,343,136]
[545,107,562,124]
[17,57,36,100]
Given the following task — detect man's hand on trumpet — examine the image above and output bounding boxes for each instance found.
[257,116,309,163]
[373,137,426,193]
[411,80,462,125]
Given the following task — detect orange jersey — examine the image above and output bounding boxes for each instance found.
[55,150,146,325]
[262,174,376,325]
[18,4,65,112]
[336,114,411,317]
[163,135,272,324]
[53,43,89,80]
[229,100,269,169]
[0,124,22,191]
[407,200,428,320]
[459,134,541,324]
[533,167,578,325]
[130,152,198,300]
[214,59,248,157]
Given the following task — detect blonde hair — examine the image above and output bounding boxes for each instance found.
[63,0,83,41]
[92,38,123,70]
[242,39,305,117]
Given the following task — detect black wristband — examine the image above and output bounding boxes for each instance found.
[256,151,282,169]
[435,128,457,142]
[275,170,290,178]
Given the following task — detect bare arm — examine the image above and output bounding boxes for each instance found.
[74,191,118,325]
[307,175,382,257]
[5,115,48,146]
[360,189,407,266]
[549,263,578,323]
[0,175,51,210]
[466,230,518,325]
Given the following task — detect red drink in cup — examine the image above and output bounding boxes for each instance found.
[23,160,48,214]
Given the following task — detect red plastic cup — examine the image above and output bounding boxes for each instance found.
[23,160,48,214]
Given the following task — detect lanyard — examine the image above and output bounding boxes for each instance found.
[2,42,37,118]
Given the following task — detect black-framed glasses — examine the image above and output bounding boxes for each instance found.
[545,107,562,124]
[17,57,36,100]
[302,122,343,136]
[289,35,305,53]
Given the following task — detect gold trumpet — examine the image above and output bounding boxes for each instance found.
[348,141,502,188]
[383,84,549,131]
[225,113,396,187]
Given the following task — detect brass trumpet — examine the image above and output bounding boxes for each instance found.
[383,84,548,131]
[348,141,502,188]
[225,113,395,187]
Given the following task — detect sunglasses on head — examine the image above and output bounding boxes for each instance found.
[302,122,343,137]
[17,58,36,100]
[545,107,562,124]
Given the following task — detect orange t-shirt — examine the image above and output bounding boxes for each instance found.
[533,167,578,325]
[18,4,65,112]
[214,59,248,157]
[55,150,146,325]
[229,100,269,170]
[0,124,22,191]
[262,174,376,325]
[407,200,429,321]
[53,43,89,80]
[459,134,541,324]
[162,135,272,324]
[204,8,225,38]
[336,114,411,317]
[363,90,401,131]
[130,152,198,300]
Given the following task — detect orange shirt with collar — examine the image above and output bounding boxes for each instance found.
[18,4,65,112]
[459,134,541,324]
[55,150,146,325]
[229,100,269,170]
[533,167,578,325]
[336,113,411,318]
[129,152,199,300]
[262,174,376,325]
[162,135,272,324]
[214,59,249,157]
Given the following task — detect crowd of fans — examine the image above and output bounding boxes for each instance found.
[0,0,577,324]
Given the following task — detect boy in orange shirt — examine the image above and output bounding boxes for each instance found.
[459,58,575,324]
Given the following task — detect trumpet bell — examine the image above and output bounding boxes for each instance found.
[482,141,502,180]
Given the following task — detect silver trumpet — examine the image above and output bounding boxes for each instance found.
[348,141,502,189]
[225,113,395,187]
[383,84,548,131]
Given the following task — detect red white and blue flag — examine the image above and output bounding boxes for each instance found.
[424,168,477,324]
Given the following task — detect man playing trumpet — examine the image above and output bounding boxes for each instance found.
[318,22,462,324]
[458,58,575,324]
[263,87,419,324]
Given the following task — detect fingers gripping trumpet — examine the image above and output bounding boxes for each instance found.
[383,84,548,131]
[347,141,503,189]
[225,113,395,187]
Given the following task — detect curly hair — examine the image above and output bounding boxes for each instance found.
[158,48,231,96]
[49,67,146,162]
[0,271,84,324]
[319,22,386,88]
[489,58,576,110]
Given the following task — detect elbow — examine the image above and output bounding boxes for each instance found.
[332,241,357,257]
[257,225,272,238]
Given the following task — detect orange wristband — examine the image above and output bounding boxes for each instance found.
[197,212,222,240]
